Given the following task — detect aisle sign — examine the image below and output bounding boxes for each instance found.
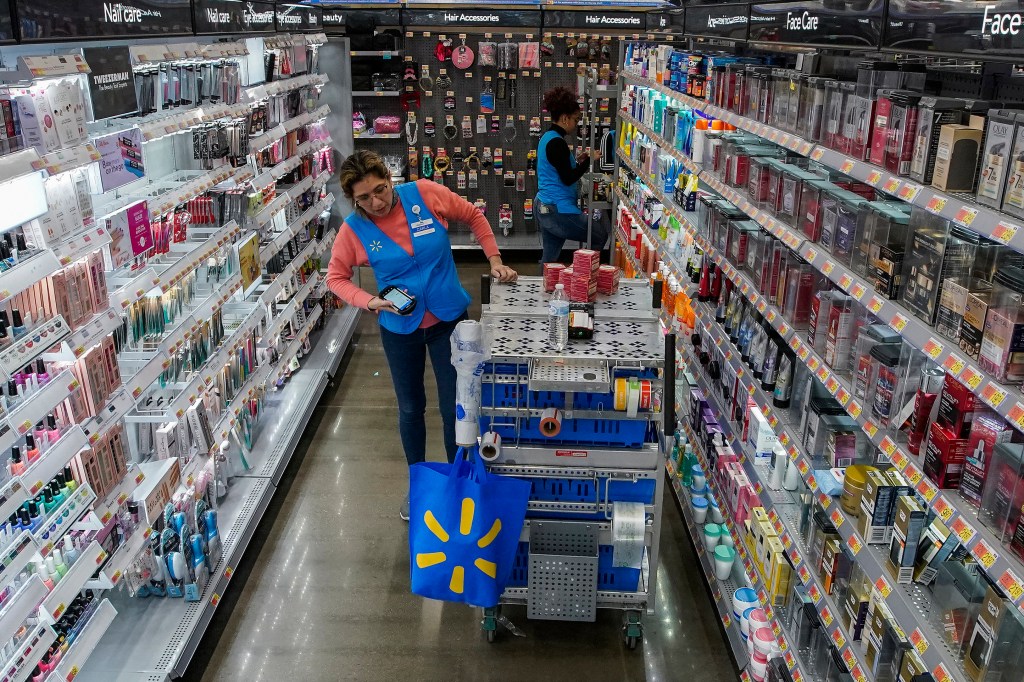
[323,7,401,31]
[404,8,542,28]
[747,0,884,49]
[15,0,193,41]
[646,11,685,34]
[684,3,748,40]
[275,2,321,32]
[886,0,1024,57]
[194,0,247,33]
[83,47,138,121]
[543,10,646,30]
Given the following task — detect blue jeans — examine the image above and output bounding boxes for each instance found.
[537,202,611,264]
[379,313,467,467]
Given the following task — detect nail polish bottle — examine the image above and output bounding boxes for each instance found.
[11,310,25,339]
[29,666,42,682]
[0,243,12,272]
[62,466,77,493]
[62,537,79,566]
[35,359,49,387]
[0,322,9,351]
[5,381,19,410]
[9,447,24,476]
[8,513,19,531]
[50,479,66,507]
[41,488,56,514]
[25,501,41,533]
[51,549,67,579]
[21,366,35,396]
[33,421,46,453]
[15,234,27,264]
[48,415,61,446]
[18,509,31,534]
[39,564,54,591]
[24,434,39,465]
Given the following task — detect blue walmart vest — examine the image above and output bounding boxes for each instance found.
[536,129,581,214]
[346,182,471,334]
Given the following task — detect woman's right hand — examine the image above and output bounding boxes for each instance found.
[368,297,399,314]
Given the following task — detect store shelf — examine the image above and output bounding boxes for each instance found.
[0,622,54,682]
[0,576,46,645]
[19,425,88,498]
[90,464,145,528]
[619,171,985,678]
[0,314,72,380]
[350,50,402,57]
[618,138,1024,624]
[665,460,751,671]
[4,369,81,439]
[46,599,117,682]
[33,484,96,558]
[88,527,151,590]
[41,541,106,622]
[0,479,29,529]
[355,132,404,140]
[259,194,335,266]
[0,251,62,305]
[351,90,400,97]
[619,75,1024,447]
[31,141,101,176]
[52,226,112,267]
[0,531,38,593]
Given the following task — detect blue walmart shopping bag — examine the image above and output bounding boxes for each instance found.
[409,447,530,607]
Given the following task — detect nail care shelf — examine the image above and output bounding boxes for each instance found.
[86,527,151,591]
[18,426,89,499]
[39,541,106,623]
[32,485,96,560]
[44,599,117,682]
[0,577,46,646]
[0,622,54,682]
[89,464,144,529]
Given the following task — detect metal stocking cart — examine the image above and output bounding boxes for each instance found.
[477,276,674,649]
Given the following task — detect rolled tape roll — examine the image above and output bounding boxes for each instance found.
[626,378,641,419]
[480,431,502,462]
[638,379,652,410]
[539,407,562,437]
[614,377,628,411]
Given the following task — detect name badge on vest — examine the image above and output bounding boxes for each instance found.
[410,204,435,237]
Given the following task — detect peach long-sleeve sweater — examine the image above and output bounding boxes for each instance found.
[325,180,501,328]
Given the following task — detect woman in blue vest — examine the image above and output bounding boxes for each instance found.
[536,86,608,263]
[326,151,518,520]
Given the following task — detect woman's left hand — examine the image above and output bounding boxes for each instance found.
[491,263,518,283]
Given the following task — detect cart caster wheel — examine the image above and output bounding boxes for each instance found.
[626,635,639,650]
[487,629,496,643]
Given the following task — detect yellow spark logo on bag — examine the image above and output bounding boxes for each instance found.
[415,498,501,594]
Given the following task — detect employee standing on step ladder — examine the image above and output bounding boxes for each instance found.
[326,150,518,521]
[536,86,610,263]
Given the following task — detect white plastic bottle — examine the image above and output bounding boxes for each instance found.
[548,284,570,351]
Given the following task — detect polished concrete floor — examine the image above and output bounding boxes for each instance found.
[186,258,738,682]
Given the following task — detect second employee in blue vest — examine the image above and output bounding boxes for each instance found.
[536,86,610,263]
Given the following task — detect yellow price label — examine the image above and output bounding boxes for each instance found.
[880,436,898,457]
[906,468,923,486]
[821,607,834,627]
[822,260,835,276]
[847,534,862,555]
[952,516,977,544]
[910,628,928,655]
[811,148,825,161]
[831,628,846,649]
[954,206,979,227]
[974,539,999,569]
[933,664,954,682]
[982,383,1008,409]
[850,282,867,300]
[943,353,966,375]
[830,508,845,528]
[838,273,853,289]
[848,401,862,419]
[866,170,882,185]
[882,177,901,193]
[993,221,1020,245]
[875,576,893,598]
[961,366,983,390]
[998,569,1024,603]
[840,160,855,174]
[889,313,908,332]
[933,495,954,522]
[927,195,948,214]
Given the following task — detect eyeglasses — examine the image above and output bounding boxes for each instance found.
[354,182,391,206]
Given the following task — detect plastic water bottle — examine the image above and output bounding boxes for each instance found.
[548,284,569,351]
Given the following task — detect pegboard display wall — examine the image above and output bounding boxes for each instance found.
[348,29,623,250]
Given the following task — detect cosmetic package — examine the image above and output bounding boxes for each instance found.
[960,411,1014,507]
[910,97,970,186]
[819,187,869,261]
[979,265,1024,382]
[906,367,946,456]
[900,209,997,326]
[932,124,984,192]
[781,259,820,330]
[887,494,927,584]
[858,468,905,545]
[864,601,906,679]
[980,443,1024,561]
[884,91,923,176]
[859,202,912,298]
[932,560,986,658]
[923,421,970,489]
[976,110,1023,209]
[963,584,1024,682]
[844,62,903,159]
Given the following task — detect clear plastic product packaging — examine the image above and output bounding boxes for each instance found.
[976,109,1023,209]
[979,265,1024,382]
